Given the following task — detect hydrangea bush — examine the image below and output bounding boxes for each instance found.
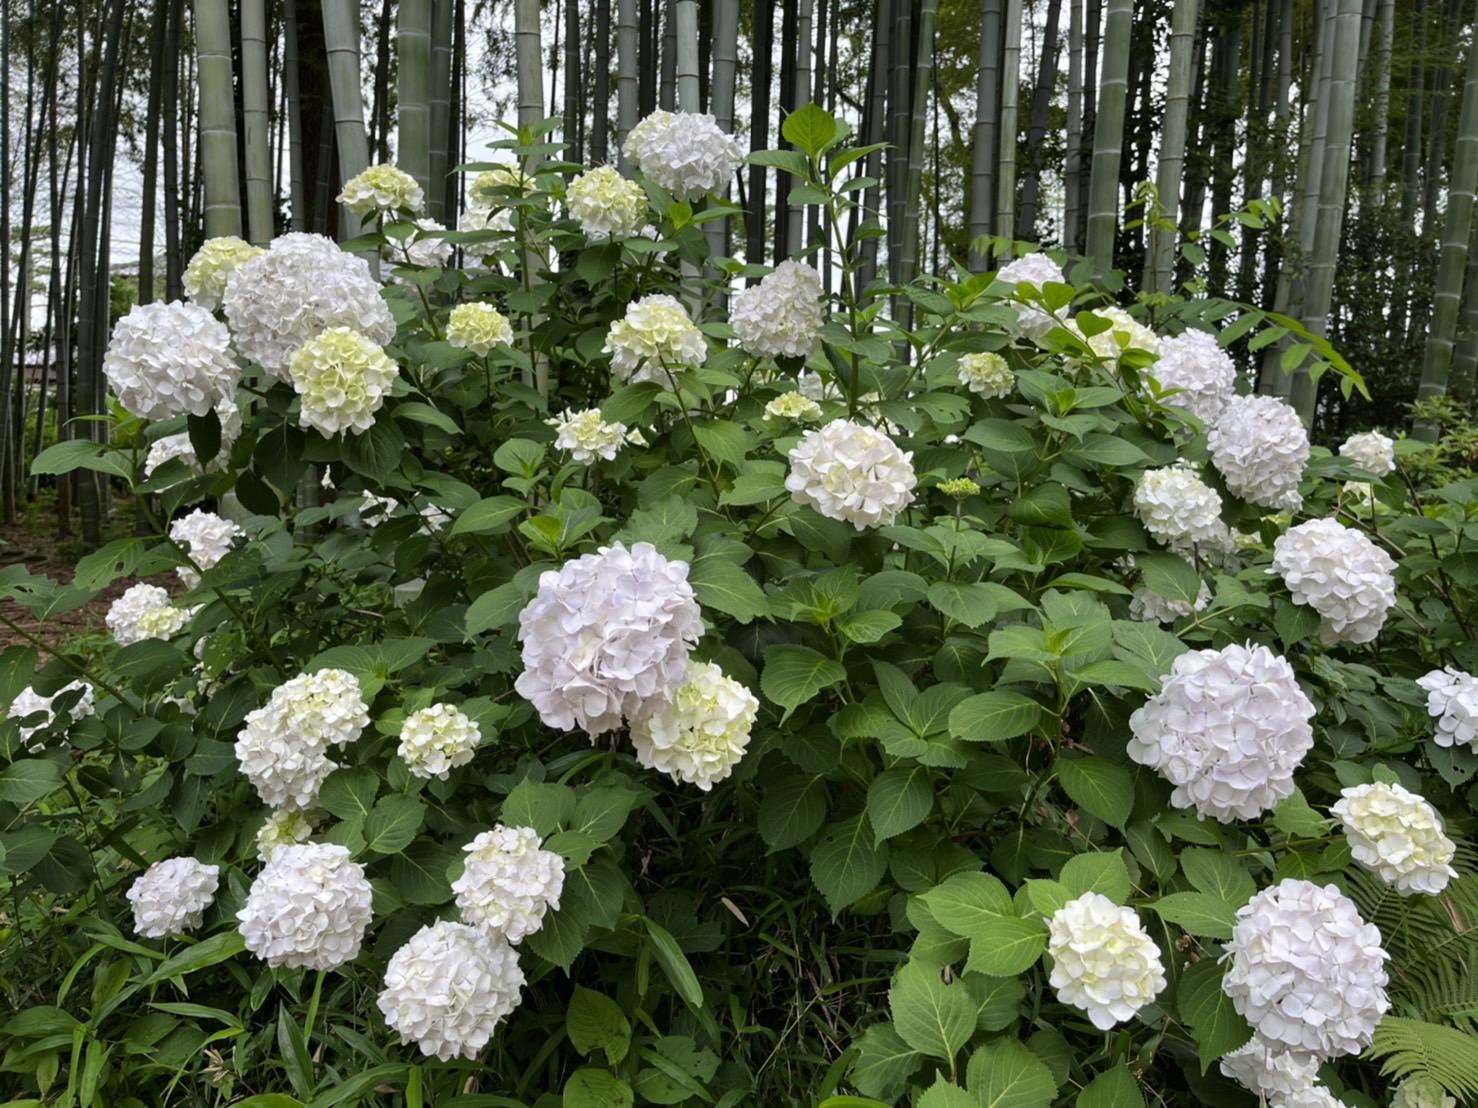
[5,106,1478,1108]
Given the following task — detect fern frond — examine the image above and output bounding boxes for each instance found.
[1365,1016,1478,1101]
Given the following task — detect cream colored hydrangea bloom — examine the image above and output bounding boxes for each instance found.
[628,662,760,790]
[447,303,514,356]
[957,352,1015,398]
[338,163,425,218]
[567,166,648,240]
[184,236,265,311]
[289,327,400,436]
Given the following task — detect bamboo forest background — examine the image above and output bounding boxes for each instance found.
[2,0,1478,547]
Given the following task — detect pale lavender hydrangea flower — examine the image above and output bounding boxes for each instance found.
[378,921,525,1060]
[1221,879,1390,1061]
[237,842,373,970]
[1127,642,1315,822]
[515,541,704,736]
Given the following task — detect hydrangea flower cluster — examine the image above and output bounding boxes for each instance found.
[1339,430,1396,476]
[222,232,395,380]
[1128,578,1212,625]
[623,109,745,200]
[446,302,514,356]
[106,583,188,646]
[957,351,1015,398]
[397,704,482,780]
[1127,642,1315,822]
[184,236,265,311]
[144,398,243,479]
[289,327,400,437]
[103,301,239,420]
[169,509,243,588]
[1149,329,1237,426]
[452,825,565,943]
[1392,1077,1458,1108]
[1416,667,1478,749]
[547,408,633,463]
[127,856,220,939]
[1045,892,1166,1030]
[1270,518,1398,644]
[604,293,708,384]
[1132,464,1230,554]
[566,166,648,240]
[384,218,454,273]
[7,681,95,753]
[1219,1040,1323,1105]
[1331,781,1457,895]
[377,920,526,1060]
[234,669,371,810]
[996,252,1066,338]
[337,163,425,218]
[763,392,824,422]
[515,541,704,736]
[1208,393,1310,510]
[730,261,826,360]
[255,807,315,862]
[628,662,760,790]
[1072,306,1161,364]
[786,418,918,530]
[1221,879,1390,1060]
[237,843,374,970]
[463,166,534,233]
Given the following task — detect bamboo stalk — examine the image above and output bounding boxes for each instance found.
[968,0,1002,268]
[995,0,1021,242]
[617,0,639,169]
[322,0,370,238]
[194,0,243,238]
[675,0,699,110]
[1147,0,1198,293]
[241,0,275,244]
[1084,0,1130,279]
[1064,0,1084,253]
[285,0,306,231]
[430,0,453,218]
[787,0,815,252]
[399,0,433,200]
[1368,0,1393,193]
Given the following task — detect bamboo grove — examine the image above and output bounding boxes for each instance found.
[1,0,1477,547]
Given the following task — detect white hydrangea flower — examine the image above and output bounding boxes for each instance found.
[764,392,824,422]
[356,492,401,527]
[417,504,452,535]
[1208,394,1310,510]
[958,351,1015,398]
[786,418,917,530]
[398,704,482,780]
[1150,329,1237,426]
[1417,667,1478,750]
[256,807,316,862]
[730,261,826,360]
[547,408,631,463]
[1133,464,1231,555]
[384,217,454,275]
[1127,642,1316,822]
[169,509,243,588]
[143,398,244,480]
[1332,781,1457,896]
[378,920,525,1061]
[604,293,708,385]
[515,541,704,736]
[463,166,535,234]
[628,662,759,791]
[1340,430,1396,476]
[1071,306,1161,364]
[289,327,400,437]
[623,109,745,200]
[7,681,95,753]
[1128,579,1212,625]
[1221,879,1390,1061]
[103,301,239,420]
[237,843,373,971]
[234,669,370,809]
[1219,1039,1322,1104]
[447,302,514,356]
[338,163,425,218]
[567,166,649,240]
[1392,1077,1458,1108]
[136,604,194,641]
[453,825,565,943]
[127,856,221,939]
[1270,518,1398,645]
[1046,892,1167,1030]
[184,236,266,311]
[996,252,1066,338]
[106,583,179,646]
[222,232,395,381]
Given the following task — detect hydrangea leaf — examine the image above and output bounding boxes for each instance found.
[1076,1064,1145,1108]
[965,1038,1058,1108]
[810,812,888,916]
[1056,756,1134,830]
[1176,958,1253,1072]
[888,960,976,1061]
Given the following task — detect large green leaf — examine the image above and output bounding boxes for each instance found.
[1177,959,1253,1071]
[966,1039,1058,1108]
[849,1024,921,1100]
[0,758,64,804]
[922,871,1013,934]
[867,767,934,842]
[1076,1065,1145,1108]
[963,917,1049,977]
[566,987,631,1064]
[888,960,976,1062]
[916,1079,979,1108]
[1180,847,1256,905]
[949,691,1043,742]
[761,644,846,713]
[809,813,888,916]
[1056,756,1134,829]
[1058,850,1132,903]
[690,557,771,623]
[758,774,829,850]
